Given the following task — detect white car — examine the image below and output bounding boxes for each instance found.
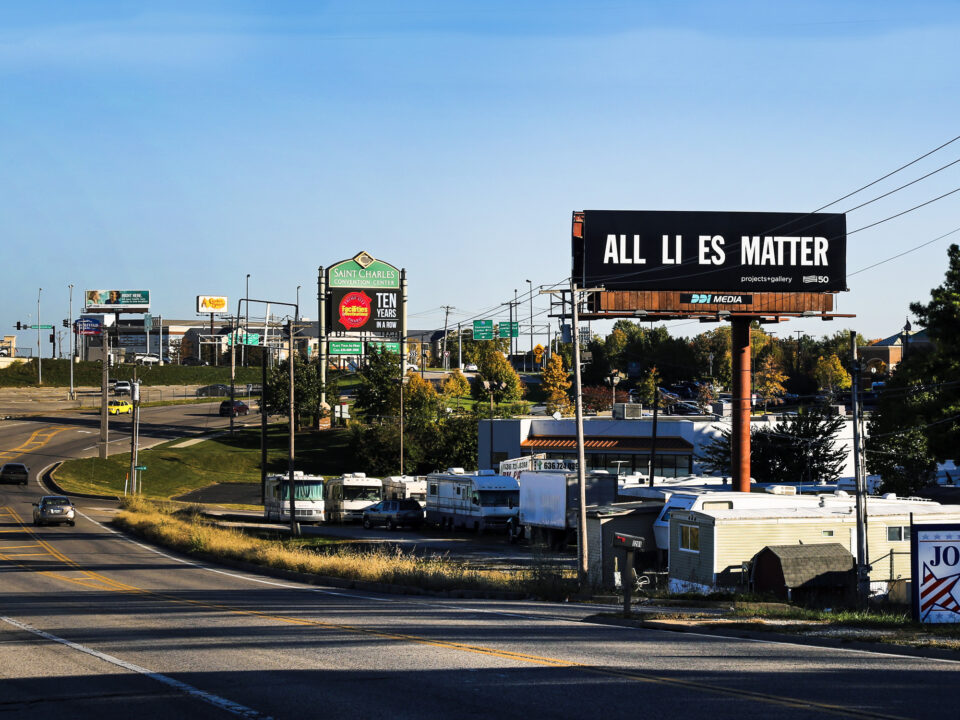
[114,381,131,395]
[462,363,478,372]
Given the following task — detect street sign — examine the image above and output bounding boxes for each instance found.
[499,322,519,339]
[367,341,401,354]
[329,340,363,355]
[227,331,260,347]
[29,324,54,330]
[473,320,493,340]
[134,465,147,471]
[143,314,152,332]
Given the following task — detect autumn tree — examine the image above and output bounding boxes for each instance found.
[441,369,470,405]
[754,354,788,411]
[541,353,572,415]
[812,354,851,397]
[471,343,524,403]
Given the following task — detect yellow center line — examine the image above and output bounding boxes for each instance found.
[0,426,71,462]
[0,506,909,720]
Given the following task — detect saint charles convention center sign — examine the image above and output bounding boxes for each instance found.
[327,251,401,336]
[573,210,847,293]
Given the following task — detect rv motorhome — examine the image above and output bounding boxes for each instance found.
[325,473,383,523]
[425,468,519,532]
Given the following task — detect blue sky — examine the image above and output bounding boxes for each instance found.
[2,1,959,357]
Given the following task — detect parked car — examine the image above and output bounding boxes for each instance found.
[362,499,424,530]
[108,399,133,415]
[462,363,479,372]
[32,495,76,526]
[0,462,29,486]
[134,353,160,364]
[197,384,231,397]
[219,400,249,417]
[114,380,132,396]
[670,401,702,416]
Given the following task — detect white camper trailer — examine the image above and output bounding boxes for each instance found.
[425,468,519,532]
[383,476,428,504]
[325,473,383,523]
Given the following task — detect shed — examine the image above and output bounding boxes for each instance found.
[585,501,662,589]
[751,543,855,603]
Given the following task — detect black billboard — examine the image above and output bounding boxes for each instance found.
[329,288,400,332]
[572,210,846,292]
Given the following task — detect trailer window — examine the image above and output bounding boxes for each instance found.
[679,524,700,552]
[429,484,438,495]
[476,490,518,507]
[887,526,910,542]
[343,486,381,502]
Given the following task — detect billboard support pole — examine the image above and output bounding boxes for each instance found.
[319,266,326,413]
[570,280,589,591]
[731,317,752,492]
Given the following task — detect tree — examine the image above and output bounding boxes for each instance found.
[354,348,401,420]
[698,408,847,484]
[632,366,665,408]
[263,358,323,431]
[471,343,524,403]
[541,353,572,416]
[695,382,717,413]
[812,354,851,397]
[582,385,629,412]
[441,369,470,407]
[754,354,787,411]
[404,372,440,426]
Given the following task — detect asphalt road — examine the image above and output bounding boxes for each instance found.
[3,405,960,718]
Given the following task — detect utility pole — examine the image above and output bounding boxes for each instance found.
[99,332,110,459]
[68,284,75,400]
[318,266,326,411]
[457,321,462,370]
[570,281,589,590]
[513,288,518,360]
[243,273,250,367]
[441,305,454,371]
[526,279,533,372]
[648,387,660,486]
[850,331,870,605]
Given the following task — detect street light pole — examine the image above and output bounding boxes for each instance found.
[243,274,250,367]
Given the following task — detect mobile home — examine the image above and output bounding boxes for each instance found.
[425,468,519,531]
[325,473,383,523]
[667,493,960,595]
[383,476,427,504]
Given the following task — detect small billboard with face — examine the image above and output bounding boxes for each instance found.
[85,290,150,312]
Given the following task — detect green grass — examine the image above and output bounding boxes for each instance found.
[53,425,357,499]
[0,359,262,387]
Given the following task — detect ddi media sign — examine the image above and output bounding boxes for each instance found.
[912,523,960,623]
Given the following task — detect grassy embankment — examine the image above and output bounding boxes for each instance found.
[0,358,262,387]
[112,497,576,597]
[53,426,356,499]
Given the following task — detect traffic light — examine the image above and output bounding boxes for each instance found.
[15,322,21,330]
[62,319,68,328]
[49,333,55,344]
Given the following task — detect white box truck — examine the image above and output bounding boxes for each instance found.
[425,468,519,532]
[514,471,618,547]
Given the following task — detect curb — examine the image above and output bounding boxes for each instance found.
[41,463,121,501]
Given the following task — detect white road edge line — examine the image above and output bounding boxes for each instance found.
[0,615,273,719]
[73,511,960,665]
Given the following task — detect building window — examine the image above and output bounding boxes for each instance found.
[679,524,700,552]
[822,529,835,537]
[887,526,911,542]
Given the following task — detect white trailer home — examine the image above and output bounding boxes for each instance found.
[325,473,383,523]
[425,468,519,532]
[666,493,960,595]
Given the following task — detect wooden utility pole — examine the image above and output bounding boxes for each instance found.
[99,332,110,459]
[570,280,589,589]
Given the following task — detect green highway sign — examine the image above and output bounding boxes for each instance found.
[29,324,54,330]
[227,331,260,347]
[473,320,493,340]
[329,340,363,355]
[134,465,147,471]
[499,322,519,338]
[367,341,401,354]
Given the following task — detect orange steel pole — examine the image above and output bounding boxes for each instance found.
[731,317,752,492]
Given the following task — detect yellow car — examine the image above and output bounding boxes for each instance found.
[107,400,133,415]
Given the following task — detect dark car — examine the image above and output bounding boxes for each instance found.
[32,495,76,526]
[362,499,424,530]
[198,384,231,397]
[0,463,29,486]
[219,400,249,417]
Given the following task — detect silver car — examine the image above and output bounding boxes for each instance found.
[32,496,76,527]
